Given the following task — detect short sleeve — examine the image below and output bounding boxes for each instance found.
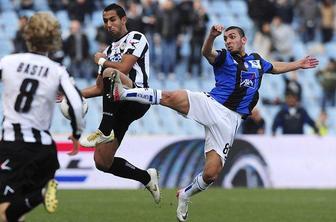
[213,49,227,67]
[260,56,273,73]
[124,32,148,58]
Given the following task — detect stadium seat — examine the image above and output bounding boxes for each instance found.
[0,40,14,58]
[228,0,248,15]
[0,0,14,11]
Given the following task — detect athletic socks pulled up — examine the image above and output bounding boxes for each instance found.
[180,172,212,199]
[108,157,150,185]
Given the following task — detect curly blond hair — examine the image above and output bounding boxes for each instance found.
[24,12,62,52]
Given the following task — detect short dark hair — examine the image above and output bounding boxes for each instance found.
[104,3,126,18]
[225,26,245,37]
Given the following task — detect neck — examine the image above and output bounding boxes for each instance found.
[31,51,48,56]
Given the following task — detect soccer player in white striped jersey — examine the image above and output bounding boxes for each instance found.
[0,12,85,222]
[76,3,160,204]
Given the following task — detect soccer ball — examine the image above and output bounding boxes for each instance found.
[60,97,88,120]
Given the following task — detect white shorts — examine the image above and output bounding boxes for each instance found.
[184,91,242,165]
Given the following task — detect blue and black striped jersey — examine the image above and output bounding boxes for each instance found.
[209,49,273,116]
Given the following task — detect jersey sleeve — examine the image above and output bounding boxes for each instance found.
[124,32,148,58]
[58,65,85,138]
[260,56,273,73]
[213,49,227,67]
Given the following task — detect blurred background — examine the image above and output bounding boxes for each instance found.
[0,0,335,137]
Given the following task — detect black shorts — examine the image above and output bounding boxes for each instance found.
[102,95,150,142]
[0,141,59,203]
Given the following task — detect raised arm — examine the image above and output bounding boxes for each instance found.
[271,56,319,74]
[201,25,223,64]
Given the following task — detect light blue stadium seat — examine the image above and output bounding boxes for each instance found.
[228,0,248,15]
[141,107,162,134]
[163,79,181,90]
[183,79,200,91]
[34,0,50,11]
[0,0,14,11]
[157,107,181,135]
[293,39,307,60]
[0,40,14,58]
[56,10,70,34]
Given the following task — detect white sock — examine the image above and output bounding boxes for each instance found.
[122,88,162,104]
[180,172,212,199]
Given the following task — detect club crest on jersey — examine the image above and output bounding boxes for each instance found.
[240,71,257,89]
[248,60,261,69]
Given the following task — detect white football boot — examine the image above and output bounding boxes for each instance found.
[145,168,161,204]
[176,190,190,222]
[79,130,114,147]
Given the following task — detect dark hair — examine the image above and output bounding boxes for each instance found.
[104,3,126,18]
[225,26,245,37]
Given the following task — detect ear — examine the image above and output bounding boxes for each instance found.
[121,16,127,25]
[242,36,247,45]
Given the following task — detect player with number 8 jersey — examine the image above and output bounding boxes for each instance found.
[0,12,85,222]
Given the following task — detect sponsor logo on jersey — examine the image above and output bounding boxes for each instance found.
[240,71,257,89]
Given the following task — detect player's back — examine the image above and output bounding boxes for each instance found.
[1,53,66,142]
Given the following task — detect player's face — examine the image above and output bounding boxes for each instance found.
[224,29,247,54]
[103,10,126,39]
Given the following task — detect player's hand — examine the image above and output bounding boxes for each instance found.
[94,52,107,64]
[67,135,80,156]
[300,56,319,69]
[209,25,224,38]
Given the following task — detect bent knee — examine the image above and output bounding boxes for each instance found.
[102,68,117,78]
[94,155,112,172]
[203,170,220,184]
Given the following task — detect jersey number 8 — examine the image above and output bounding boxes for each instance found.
[14,78,39,113]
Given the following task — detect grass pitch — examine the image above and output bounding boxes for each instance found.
[28,188,336,222]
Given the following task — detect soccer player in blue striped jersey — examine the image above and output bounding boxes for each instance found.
[106,24,319,221]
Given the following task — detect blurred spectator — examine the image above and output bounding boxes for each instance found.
[297,0,320,43]
[320,0,335,43]
[272,93,319,135]
[316,110,329,136]
[247,0,276,30]
[48,0,69,12]
[176,0,193,63]
[13,15,28,53]
[63,20,93,80]
[127,1,144,33]
[316,58,336,109]
[252,22,272,60]
[141,0,160,71]
[68,0,94,23]
[275,0,294,24]
[284,70,302,101]
[20,0,34,10]
[270,16,295,61]
[242,108,265,134]
[187,0,209,77]
[157,0,181,78]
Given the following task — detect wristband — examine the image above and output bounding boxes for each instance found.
[98,58,107,66]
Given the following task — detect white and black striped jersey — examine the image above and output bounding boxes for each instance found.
[100,31,150,88]
[0,53,85,145]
